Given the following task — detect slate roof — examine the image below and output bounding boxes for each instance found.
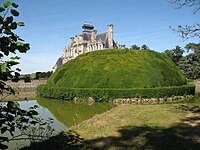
[81,32,110,48]
[54,57,63,68]
[82,33,91,41]
[96,32,107,42]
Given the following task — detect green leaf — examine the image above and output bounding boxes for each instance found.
[8,60,19,66]
[16,42,24,46]
[1,63,7,73]
[10,9,19,16]
[0,16,4,24]
[0,7,5,12]
[4,28,11,34]
[12,101,20,108]
[11,22,17,29]
[10,56,21,60]
[4,1,11,8]
[17,22,25,26]
[6,16,13,23]
[3,85,9,89]
[16,68,21,72]
[11,2,18,8]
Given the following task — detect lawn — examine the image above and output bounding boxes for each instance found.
[71,101,200,150]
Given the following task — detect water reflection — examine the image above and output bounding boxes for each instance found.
[2,99,116,149]
[36,98,116,127]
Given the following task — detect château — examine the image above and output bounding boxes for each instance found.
[53,24,123,72]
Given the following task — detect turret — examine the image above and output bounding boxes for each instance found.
[69,37,74,45]
[107,24,113,48]
[82,23,94,33]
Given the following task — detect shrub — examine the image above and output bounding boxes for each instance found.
[48,49,187,89]
[36,84,195,102]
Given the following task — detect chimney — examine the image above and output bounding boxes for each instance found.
[91,30,97,42]
[70,37,74,45]
[107,24,113,48]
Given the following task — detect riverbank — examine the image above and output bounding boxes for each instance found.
[71,102,200,149]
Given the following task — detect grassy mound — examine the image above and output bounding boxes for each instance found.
[48,49,186,88]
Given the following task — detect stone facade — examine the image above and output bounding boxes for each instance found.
[53,24,123,72]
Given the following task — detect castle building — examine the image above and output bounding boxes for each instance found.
[53,24,122,72]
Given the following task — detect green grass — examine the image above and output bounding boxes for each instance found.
[47,49,186,88]
[71,101,200,149]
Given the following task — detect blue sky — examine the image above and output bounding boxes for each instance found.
[1,0,199,73]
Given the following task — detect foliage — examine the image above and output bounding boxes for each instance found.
[130,44,150,50]
[163,45,185,64]
[130,44,140,50]
[20,71,53,80]
[165,43,200,79]
[47,49,186,89]
[169,0,200,39]
[185,42,200,57]
[141,44,150,50]
[35,71,52,79]
[0,102,54,149]
[0,1,30,96]
[36,84,195,101]
[0,1,53,149]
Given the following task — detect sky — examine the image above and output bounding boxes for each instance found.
[1,0,199,73]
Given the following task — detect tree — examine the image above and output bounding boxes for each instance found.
[163,45,184,64]
[185,42,200,58]
[141,44,150,50]
[163,49,174,60]
[178,52,200,79]
[164,43,200,79]
[130,44,140,50]
[180,43,200,79]
[169,0,200,39]
[168,0,200,14]
[0,1,54,149]
[172,45,185,63]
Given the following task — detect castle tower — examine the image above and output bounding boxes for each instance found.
[82,23,94,33]
[107,24,113,48]
[69,37,74,45]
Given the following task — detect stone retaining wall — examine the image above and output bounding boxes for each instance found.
[5,80,46,91]
[111,95,194,104]
[195,81,200,96]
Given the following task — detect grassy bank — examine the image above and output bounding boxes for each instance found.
[71,101,200,149]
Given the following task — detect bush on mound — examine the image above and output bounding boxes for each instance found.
[48,49,186,88]
[37,49,194,100]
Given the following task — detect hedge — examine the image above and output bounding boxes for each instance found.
[36,84,195,102]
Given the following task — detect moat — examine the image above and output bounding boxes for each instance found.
[2,98,115,149]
